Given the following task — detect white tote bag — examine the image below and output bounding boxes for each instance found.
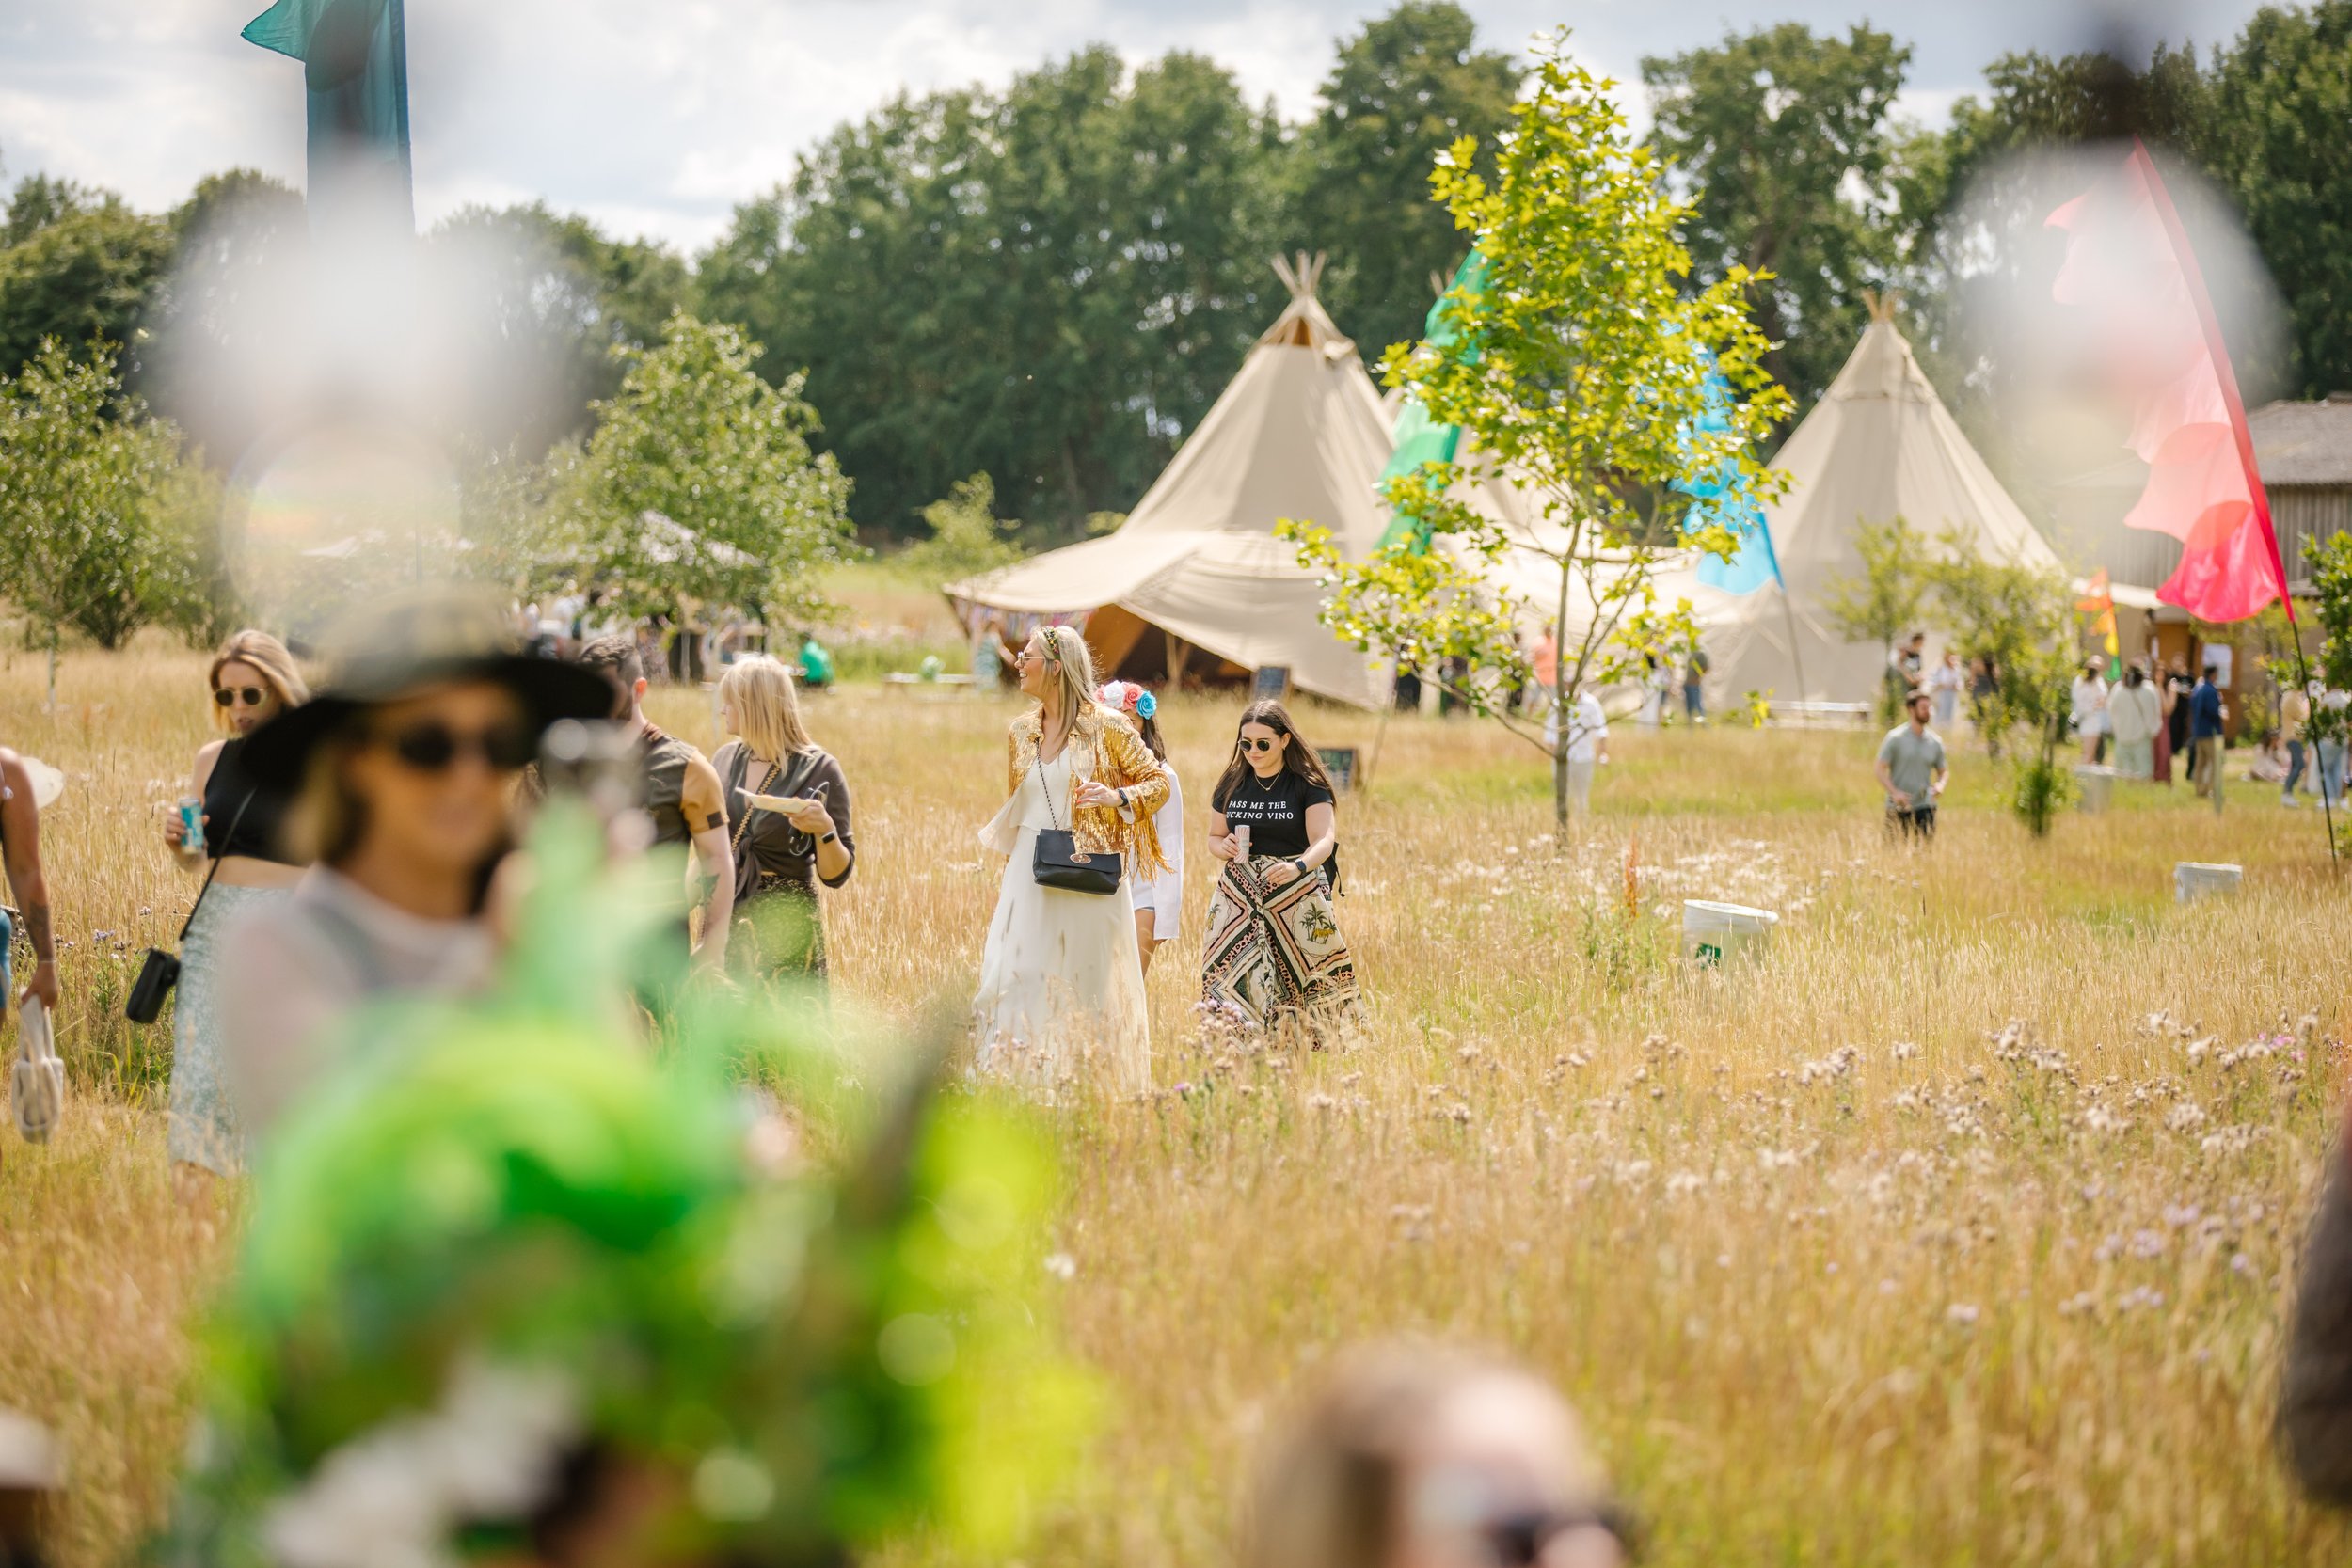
[11,994,64,1143]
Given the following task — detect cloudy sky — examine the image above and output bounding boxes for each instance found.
[0,0,2266,255]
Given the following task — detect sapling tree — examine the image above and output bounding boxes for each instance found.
[1286,34,1790,828]
[1821,515,1931,722]
[1928,542,2074,832]
[0,339,193,701]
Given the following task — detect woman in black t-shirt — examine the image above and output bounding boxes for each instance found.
[1200,701,1359,1037]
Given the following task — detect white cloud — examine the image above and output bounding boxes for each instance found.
[0,0,2274,252]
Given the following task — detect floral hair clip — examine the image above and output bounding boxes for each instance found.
[1098,681,1156,720]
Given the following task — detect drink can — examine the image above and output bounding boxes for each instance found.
[178,795,206,853]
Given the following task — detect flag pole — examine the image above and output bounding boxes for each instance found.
[2132,139,2336,867]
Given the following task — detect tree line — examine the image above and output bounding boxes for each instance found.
[2,1,2347,643]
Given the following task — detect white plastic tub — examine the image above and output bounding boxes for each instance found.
[2174,862,2243,903]
[1683,899,1779,968]
[2074,765,2117,813]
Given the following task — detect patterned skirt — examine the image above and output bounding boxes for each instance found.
[1200,857,1359,1037]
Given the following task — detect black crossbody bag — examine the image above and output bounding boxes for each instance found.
[126,790,256,1024]
[1030,747,1120,896]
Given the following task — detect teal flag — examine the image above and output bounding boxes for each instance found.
[1675,353,1781,595]
[1377,250,1489,553]
[244,0,413,231]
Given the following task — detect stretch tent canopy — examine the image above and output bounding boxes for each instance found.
[948,255,1399,705]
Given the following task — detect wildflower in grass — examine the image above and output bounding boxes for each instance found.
[1947,1304,1980,1325]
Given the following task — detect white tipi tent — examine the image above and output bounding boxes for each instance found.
[1692,295,2065,705]
[947,255,1394,705]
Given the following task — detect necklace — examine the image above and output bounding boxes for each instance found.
[1250,768,1281,796]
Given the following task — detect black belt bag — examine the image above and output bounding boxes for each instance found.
[127,789,257,1024]
[1030,755,1120,896]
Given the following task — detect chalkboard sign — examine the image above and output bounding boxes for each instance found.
[1250,665,1292,704]
[1317,746,1358,794]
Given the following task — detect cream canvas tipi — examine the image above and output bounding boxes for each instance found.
[1693,295,2064,705]
[946,255,1394,705]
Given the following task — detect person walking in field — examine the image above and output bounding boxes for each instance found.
[1100,681,1184,977]
[1547,685,1610,817]
[1200,701,1358,1038]
[1682,641,1709,723]
[221,594,614,1143]
[1876,687,1947,840]
[576,635,737,970]
[711,655,856,981]
[1245,1342,1633,1568]
[2281,682,2312,805]
[2071,658,2110,765]
[2191,662,2227,813]
[158,631,310,1181]
[1929,650,1963,727]
[2107,662,2162,781]
[2165,656,2196,785]
[0,746,60,1025]
[971,626,1170,1094]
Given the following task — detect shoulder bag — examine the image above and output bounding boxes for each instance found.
[126,789,257,1024]
[1030,744,1120,896]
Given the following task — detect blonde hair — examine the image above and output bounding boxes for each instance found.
[718,655,816,762]
[1033,625,1100,721]
[1242,1342,1606,1568]
[208,629,310,734]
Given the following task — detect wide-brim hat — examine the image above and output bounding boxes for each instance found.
[244,590,618,792]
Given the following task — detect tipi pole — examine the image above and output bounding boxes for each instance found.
[1778,583,1808,708]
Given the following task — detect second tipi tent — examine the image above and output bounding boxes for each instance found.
[1692,294,2065,705]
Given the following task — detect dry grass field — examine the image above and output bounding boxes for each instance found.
[6,632,2352,1566]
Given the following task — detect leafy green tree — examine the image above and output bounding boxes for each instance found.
[1643,23,1913,412]
[1283,3,1519,361]
[2201,3,2352,401]
[699,49,1284,541]
[555,313,856,629]
[2,169,94,248]
[1820,515,1930,720]
[139,169,308,458]
[900,473,1026,584]
[1289,34,1790,829]
[0,340,194,694]
[428,202,690,454]
[0,196,175,376]
[1927,546,2075,829]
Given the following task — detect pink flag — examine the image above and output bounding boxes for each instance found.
[2046,141,2289,625]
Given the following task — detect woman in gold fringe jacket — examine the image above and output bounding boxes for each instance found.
[972,625,1170,1095]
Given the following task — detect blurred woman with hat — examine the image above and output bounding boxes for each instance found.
[219,592,613,1142]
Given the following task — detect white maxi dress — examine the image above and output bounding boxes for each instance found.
[972,750,1150,1095]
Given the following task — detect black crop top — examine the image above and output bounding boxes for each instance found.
[202,736,299,865]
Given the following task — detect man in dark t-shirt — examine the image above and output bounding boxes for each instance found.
[576,636,734,969]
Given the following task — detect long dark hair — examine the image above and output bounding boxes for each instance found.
[1215,700,1331,809]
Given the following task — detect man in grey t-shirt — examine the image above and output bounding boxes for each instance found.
[1875,687,1948,840]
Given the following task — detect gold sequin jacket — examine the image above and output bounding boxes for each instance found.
[977,705,1172,877]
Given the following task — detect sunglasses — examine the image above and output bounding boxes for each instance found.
[373,720,536,774]
[1483,1502,1641,1565]
[214,686,268,708]
[1241,736,1283,753]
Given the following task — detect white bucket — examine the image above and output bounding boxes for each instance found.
[2074,765,2117,813]
[1683,899,1779,968]
[2174,862,2243,903]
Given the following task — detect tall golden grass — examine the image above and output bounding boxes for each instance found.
[5,635,2349,1566]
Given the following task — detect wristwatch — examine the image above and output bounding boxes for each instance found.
[820,831,839,845]
[1293,858,1309,879]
